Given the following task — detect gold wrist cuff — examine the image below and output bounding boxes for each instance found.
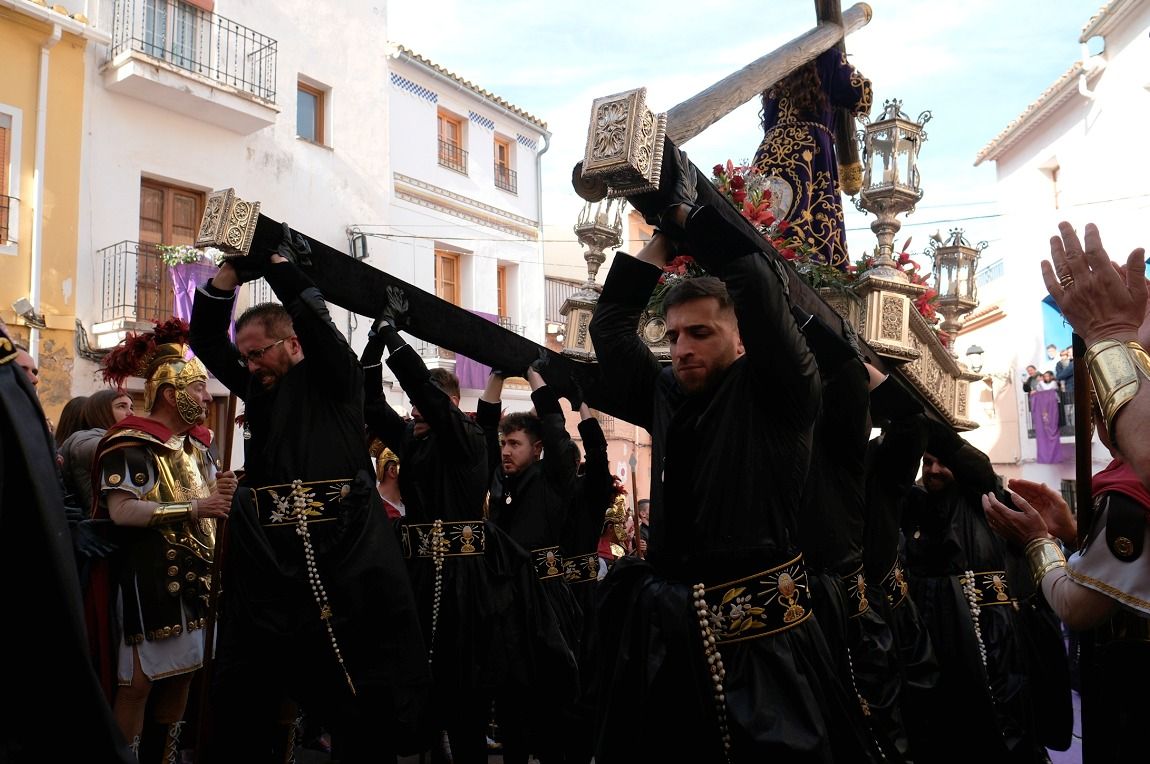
[1024,537,1067,588]
[148,502,194,526]
[1084,339,1150,443]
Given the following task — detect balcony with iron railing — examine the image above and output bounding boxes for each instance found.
[438,140,468,175]
[495,163,518,194]
[498,315,525,336]
[92,240,273,347]
[105,0,279,134]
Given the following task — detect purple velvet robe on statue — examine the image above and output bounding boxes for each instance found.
[753,48,872,269]
[1031,389,1062,463]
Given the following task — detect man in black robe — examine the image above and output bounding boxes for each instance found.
[861,373,949,761]
[360,318,519,763]
[0,322,134,762]
[189,236,428,762]
[589,150,874,762]
[479,365,580,764]
[562,402,615,764]
[794,311,905,762]
[904,422,1069,762]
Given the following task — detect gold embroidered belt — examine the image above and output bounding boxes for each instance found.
[841,563,871,618]
[401,520,486,559]
[252,478,354,527]
[882,560,910,609]
[701,553,813,645]
[964,569,1014,607]
[563,552,600,584]
[532,545,564,580]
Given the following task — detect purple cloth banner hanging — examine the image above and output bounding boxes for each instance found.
[169,262,235,341]
[1031,389,1062,463]
[455,311,500,390]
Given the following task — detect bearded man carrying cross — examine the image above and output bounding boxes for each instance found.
[589,148,878,762]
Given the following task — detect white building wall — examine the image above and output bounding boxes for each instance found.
[965,0,1150,484]
[383,53,549,369]
[75,0,393,390]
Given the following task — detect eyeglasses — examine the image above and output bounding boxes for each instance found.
[237,337,291,367]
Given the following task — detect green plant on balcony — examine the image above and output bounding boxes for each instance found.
[156,244,221,267]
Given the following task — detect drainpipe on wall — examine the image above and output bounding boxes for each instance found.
[534,130,551,260]
[28,23,62,364]
[1078,41,1105,100]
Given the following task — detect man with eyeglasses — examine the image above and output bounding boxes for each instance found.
[189,228,428,762]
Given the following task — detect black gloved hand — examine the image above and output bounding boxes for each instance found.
[529,348,551,376]
[275,222,313,267]
[628,146,698,235]
[566,379,585,411]
[373,285,411,332]
[73,518,117,559]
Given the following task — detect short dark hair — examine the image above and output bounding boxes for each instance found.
[236,302,293,337]
[428,368,460,399]
[499,411,542,443]
[663,276,734,315]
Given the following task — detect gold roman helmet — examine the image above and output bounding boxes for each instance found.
[375,447,400,482]
[102,318,209,425]
[144,343,209,424]
[604,493,630,544]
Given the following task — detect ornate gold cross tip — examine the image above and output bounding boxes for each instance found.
[580,88,667,200]
[196,188,261,257]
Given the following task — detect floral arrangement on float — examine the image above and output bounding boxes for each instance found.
[648,160,945,343]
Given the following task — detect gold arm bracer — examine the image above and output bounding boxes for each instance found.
[148,502,194,526]
[1024,537,1067,588]
[1084,339,1150,444]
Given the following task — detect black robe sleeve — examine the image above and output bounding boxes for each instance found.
[189,280,251,399]
[532,385,579,488]
[476,398,503,483]
[386,344,476,462]
[683,204,821,419]
[263,261,359,403]
[587,255,664,431]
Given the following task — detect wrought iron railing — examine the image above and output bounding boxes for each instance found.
[1024,394,1075,439]
[109,0,277,102]
[413,340,456,361]
[498,316,525,336]
[99,241,175,323]
[0,194,12,244]
[494,163,518,194]
[438,139,468,174]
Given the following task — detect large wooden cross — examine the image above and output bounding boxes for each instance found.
[196,2,972,429]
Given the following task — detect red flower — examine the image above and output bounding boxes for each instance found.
[713,164,725,177]
[776,219,790,233]
[729,175,746,190]
[780,247,797,261]
[897,251,911,265]
[732,189,746,204]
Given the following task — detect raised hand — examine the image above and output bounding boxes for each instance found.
[1043,222,1146,345]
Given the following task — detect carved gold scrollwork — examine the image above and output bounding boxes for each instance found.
[196,188,261,256]
[592,100,629,161]
[880,296,903,341]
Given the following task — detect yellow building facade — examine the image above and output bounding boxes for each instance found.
[0,1,103,420]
